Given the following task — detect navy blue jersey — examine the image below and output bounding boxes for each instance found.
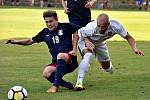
[32,23,80,63]
[67,0,91,20]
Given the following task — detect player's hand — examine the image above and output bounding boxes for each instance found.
[85,2,92,8]
[69,50,77,56]
[85,38,95,50]
[6,39,16,44]
[134,49,144,56]
[64,8,70,14]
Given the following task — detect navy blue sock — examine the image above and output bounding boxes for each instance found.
[53,59,66,87]
[60,79,74,90]
[47,72,74,89]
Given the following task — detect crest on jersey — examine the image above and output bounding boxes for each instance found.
[46,34,50,37]
[108,31,112,36]
[58,29,63,35]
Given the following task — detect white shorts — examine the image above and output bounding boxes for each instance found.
[78,39,110,62]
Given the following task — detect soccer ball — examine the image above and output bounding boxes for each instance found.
[8,86,28,100]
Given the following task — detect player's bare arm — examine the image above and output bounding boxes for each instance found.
[6,38,35,46]
[84,37,95,50]
[61,0,69,14]
[85,0,97,8]
[69,31,78,56]
[124,33,144,56]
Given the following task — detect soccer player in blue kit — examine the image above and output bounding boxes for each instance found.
[62,0,97,27]
[6,10,80,93]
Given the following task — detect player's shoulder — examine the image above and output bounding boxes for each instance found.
[78,20,96,35]
[38,28,49,34]
[110,20,121,26]
[110,20,123,29]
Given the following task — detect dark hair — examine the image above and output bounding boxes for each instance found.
[43,10,58,20]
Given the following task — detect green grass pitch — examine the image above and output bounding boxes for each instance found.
[0,7,150,100]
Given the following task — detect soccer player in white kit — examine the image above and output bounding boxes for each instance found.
[75,13,144,91]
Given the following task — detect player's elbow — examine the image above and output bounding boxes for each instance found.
[124,33,133,40]
[24,39,34,45]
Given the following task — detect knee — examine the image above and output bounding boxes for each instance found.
[82,52,93,62]
[42,66,55,78]
[43,71,55,83]
[43,70,49,79]
[84,52,93,58]
[57,53,65,60]
[43,70,55,83]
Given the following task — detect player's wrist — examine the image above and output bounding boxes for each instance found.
[11,40,17,44]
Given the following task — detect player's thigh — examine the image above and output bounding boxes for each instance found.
[78,38,86,54]
[94,43,110,62]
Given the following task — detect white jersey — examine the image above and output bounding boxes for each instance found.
[78,20,127,45]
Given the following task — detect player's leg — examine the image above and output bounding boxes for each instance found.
[16,0,19,6]
[75,49,93,91]
[43,61,75,92]
[47,53,70,93]
[43,64,56,83]
[95,43,113,74]
[60,54,79,90]
[43,64,58,93]
[11,0,14,6]
[75,39,93,91]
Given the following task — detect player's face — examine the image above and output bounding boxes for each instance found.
[44,17,58,31]
[97,22,110,34]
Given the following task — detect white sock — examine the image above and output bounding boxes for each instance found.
[76,52,93,85]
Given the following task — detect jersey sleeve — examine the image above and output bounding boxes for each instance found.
[78,21,96,38]
[32,29,45,43]
[111,20,127,38]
